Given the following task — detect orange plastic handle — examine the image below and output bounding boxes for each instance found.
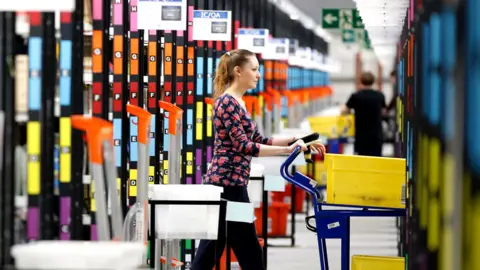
[242,96,254,115]
[253,97,260,116]
[71,115,113,165]
[282,90,294,107]
[158,101,184,135]
[267,89,281,105]
[204,97,213,105]
[160,257,184,267]
[126,104,152,144]
[325,86,333,96]
[259,92,272,111]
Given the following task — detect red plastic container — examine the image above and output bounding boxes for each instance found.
[254,202,289,236]
[272,183,305,213]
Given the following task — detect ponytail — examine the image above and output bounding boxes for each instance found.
[213,53,231,101]
[212,49,255,101]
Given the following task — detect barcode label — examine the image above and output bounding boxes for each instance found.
[401,184,406,205]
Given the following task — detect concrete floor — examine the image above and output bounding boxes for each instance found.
[265,143,399,270]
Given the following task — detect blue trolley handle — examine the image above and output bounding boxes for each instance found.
[280,146,317,194]
[280,146,301,182]
[282,132,321,176]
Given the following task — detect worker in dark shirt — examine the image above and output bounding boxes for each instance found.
[341,71,387,157]
[192,49,326,270]
[386,70,397,112]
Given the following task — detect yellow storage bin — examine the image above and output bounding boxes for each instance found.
[297,164,307,175]
[307,115,355,139]
[314,160,327,185]
[324,154,406,209]
[337,114,355,138]
[351,255,405,270]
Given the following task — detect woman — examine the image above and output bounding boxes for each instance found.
[192,49,326,270]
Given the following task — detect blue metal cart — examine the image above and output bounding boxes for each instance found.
[280,146,405,270]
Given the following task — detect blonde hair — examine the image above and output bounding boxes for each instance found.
[212,49,255,101]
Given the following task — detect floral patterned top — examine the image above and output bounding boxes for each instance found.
[203,93,273,186]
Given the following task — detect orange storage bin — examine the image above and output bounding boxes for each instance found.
[272,183,305,213]
[254,202,289,236]
[213,238,264,270]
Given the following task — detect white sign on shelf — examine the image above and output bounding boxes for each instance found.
[192,10,232,41]
[263,38,289,60]
[289,39,299,56]
[296,47,312,60]
[237,28,269,54]
[138,0,187,31]
[0,0,74,11]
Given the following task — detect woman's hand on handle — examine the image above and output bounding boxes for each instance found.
[287,139,308,153]
[309,142,326,156]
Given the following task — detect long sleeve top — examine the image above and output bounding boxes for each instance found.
[203,93,273,186]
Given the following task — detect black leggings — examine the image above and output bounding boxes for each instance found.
[191,185,265,270]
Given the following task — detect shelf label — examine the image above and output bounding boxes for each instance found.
[237,28,269,54]
[192,10,231,41]
[138,0,187,30]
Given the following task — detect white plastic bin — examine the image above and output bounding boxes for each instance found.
[248,163,264,207]
[251,156,286,176]
[11,241,145,270]
[148,184,223,240]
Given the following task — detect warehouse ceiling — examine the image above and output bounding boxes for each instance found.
[290,0,407,75]
[289,0,377,72]
[292,0,356,33]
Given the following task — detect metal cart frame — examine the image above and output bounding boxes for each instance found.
[280,147,405,270]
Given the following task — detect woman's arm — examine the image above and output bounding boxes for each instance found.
[270,137,296,146]
[219,97,268,156]
[252,128,274,145]
[252,126,296,146]
[257,144,289,156]
[218,96,305,157]
[257,139,307,157]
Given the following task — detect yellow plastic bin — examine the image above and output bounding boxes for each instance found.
[337,114,355,138]
[314,160,327,185]
[324,154,406,209]
[351,255,405,270]
[307,115,355,139]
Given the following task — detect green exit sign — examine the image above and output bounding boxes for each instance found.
[342,29,355,43]
[322,8,364,29]
[322,9,340,29]
[352,9,364,29]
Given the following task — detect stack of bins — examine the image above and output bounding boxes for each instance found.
[254,202,289,237]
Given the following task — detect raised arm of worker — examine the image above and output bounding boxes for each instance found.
[381,92,388,117]
[341,92,356,115]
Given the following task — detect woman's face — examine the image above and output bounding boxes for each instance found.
[235,55,261,91]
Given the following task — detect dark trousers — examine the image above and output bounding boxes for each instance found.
[191,185,265,270]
